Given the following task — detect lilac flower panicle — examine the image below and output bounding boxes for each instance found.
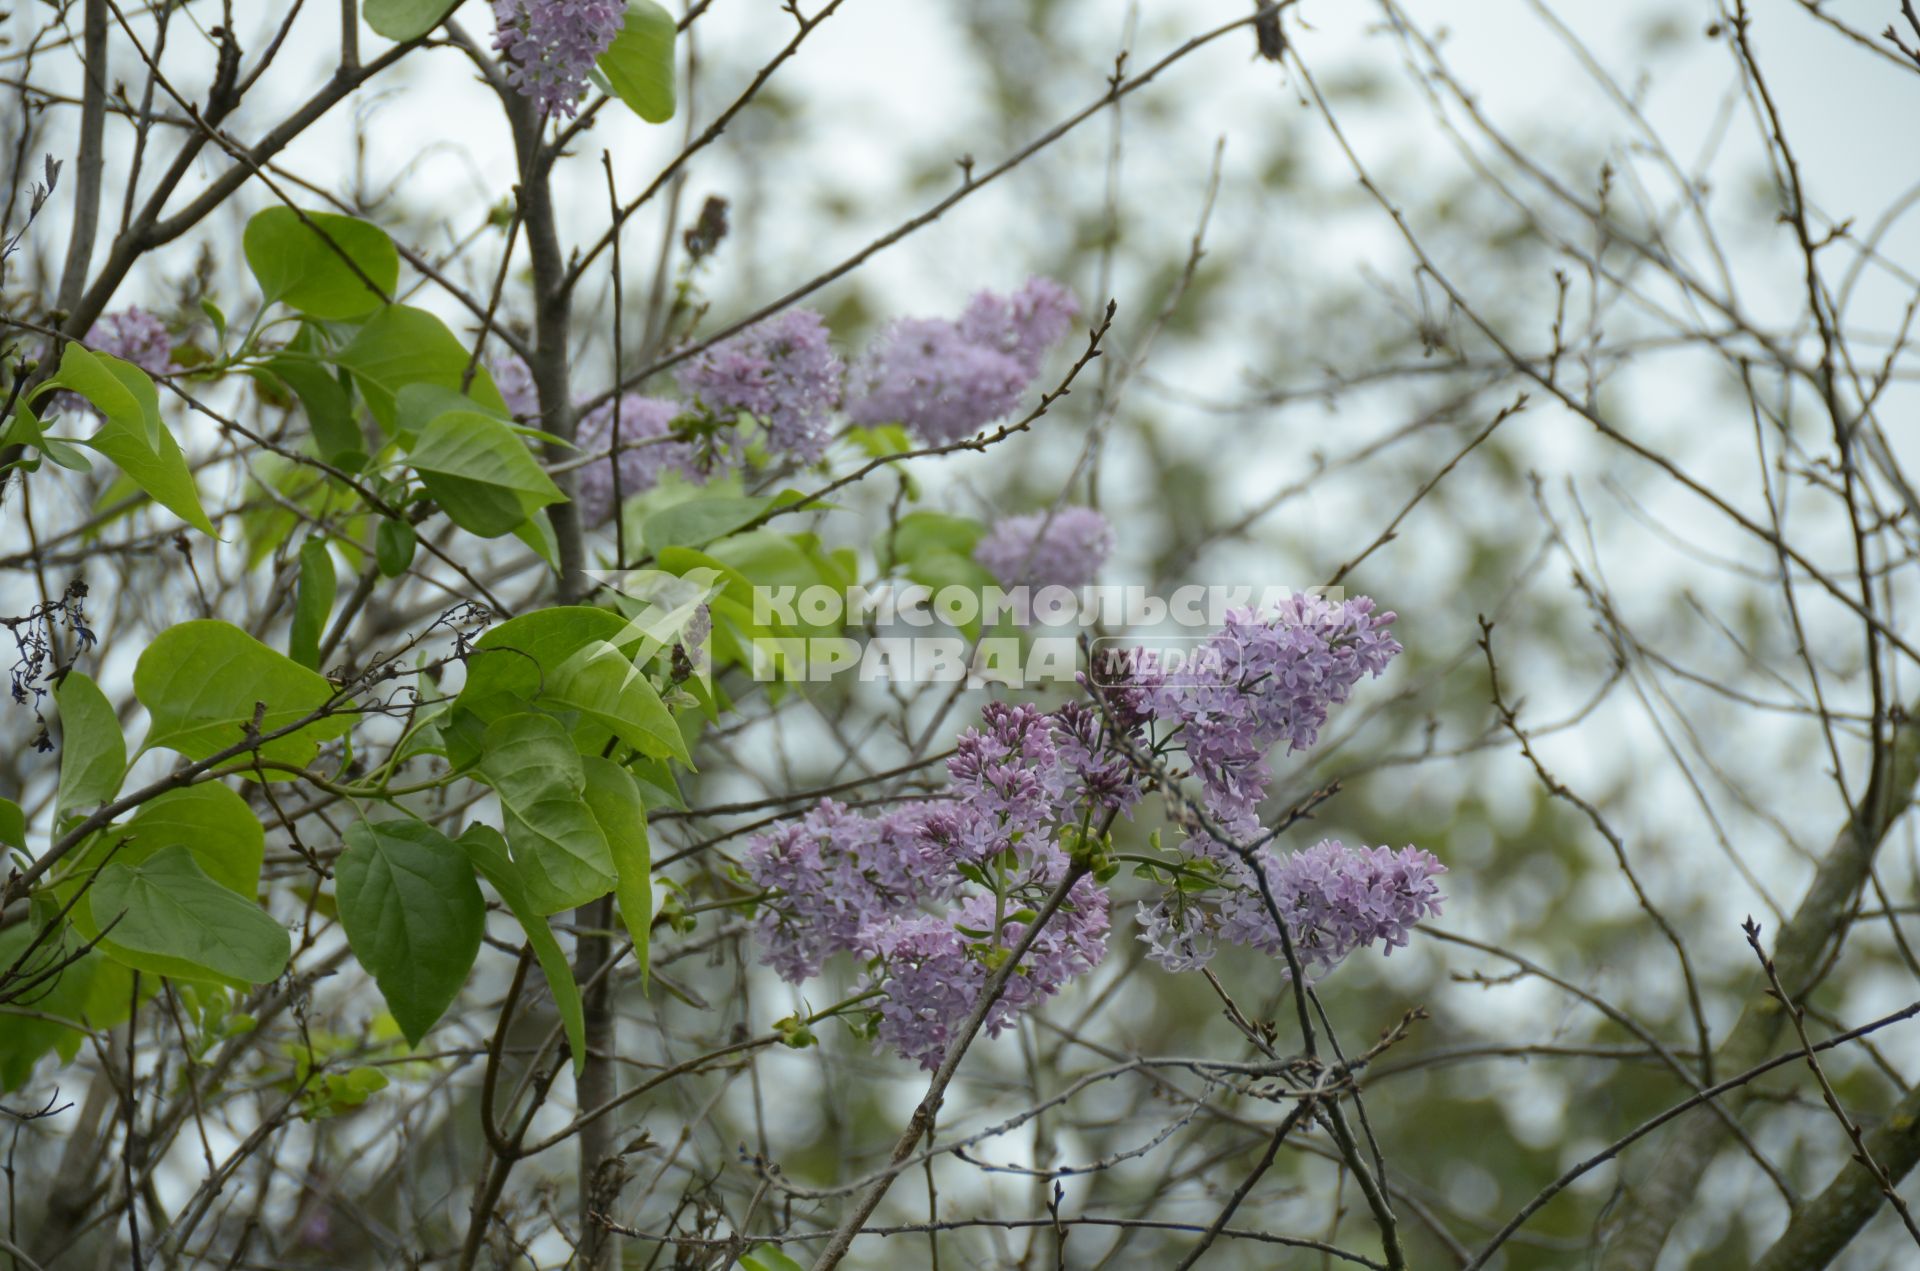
[846,278,1079,445]
[957,276,1081,377]
[1140,839,1444,977]
[89,307,172,375]
[870,878,1109,1071]
[491,0,624,118]
[572,394,699,525]
[675,309,843,464]
[973,507,1114,591]
[1155,596,1401,834]
[741,800,956,983]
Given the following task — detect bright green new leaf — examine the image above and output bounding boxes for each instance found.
[642,495,771,553]
[739,1245,807,1271]
[459,823,586,1074]
[477,714,616,913]
[289,538,337,669]
[87,846,290,984]
[76,410,216,535]
[54,671,125,820]
[598,1,677,123]
[582,756,651,986]
[244,207,398,320]
[363,0,457,41]
[135,620,352,769]
[335,819,485,1045]
[458,607,689,764]
[334,306,508,431]
[886,511,985,570]
[38,342,163,449]
[409,409,564,538]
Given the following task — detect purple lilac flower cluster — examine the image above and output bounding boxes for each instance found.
[490,0,624,118]
[973,506,1113,591]
[1138,839,1445,977]
[743,702,1120,1069]
[743,595,1439,1068]
[89,307,173,375]
[572,395,698,525]
[1152,595,1402,837]
[675,309,843,463]
[846,278,1081,444]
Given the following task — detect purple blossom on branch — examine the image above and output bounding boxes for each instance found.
[89,307,172,375]
[973,506,1113,591]
[846,277,1080,444]
[1139,839,1445,977]
[1154,595,1401,835]
[869,878,1109,1071]
[572,394,700,525]
[675,309,843,464]
[491,0,624,118]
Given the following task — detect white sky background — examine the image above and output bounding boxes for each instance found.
[6,0,1920,1260]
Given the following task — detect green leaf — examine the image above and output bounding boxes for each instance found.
[0,928,132,1091]
[363,0,456,41]
[459,607,690,765]
[135,620,352,769]
[335,819,485,1045]
[409,410,564,538]
[642,495,771,553]
[598,1,677,123]
[906,549,998,640]
[334,305,508,432]
[289,538,338,669]
[582,757,651,987]
[54,672,125,820]
[375,517,416,577]
[459,823,587,1075]
[265,328,361,465]
[75,408,216,536]
[0,798,23,851]
[739,1245,806,1271]
[2,401,92,471]
[886,511,985,570]
[37,342,163,449]
[477,715,616,914]
[120,783,265,894]
[243,207,398,320]
[86,846,290,984]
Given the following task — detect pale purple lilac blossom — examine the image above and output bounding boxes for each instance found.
[1154,595,1401,836]
[973,506,1113,591]
[846,278,1080,444]
[1137,839,1444,977]
[572,394,700,525]
[743,592,1433,1069]
[675,309,843,463]
[490,0,623,118]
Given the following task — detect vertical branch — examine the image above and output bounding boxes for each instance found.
[54,0,109,318]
